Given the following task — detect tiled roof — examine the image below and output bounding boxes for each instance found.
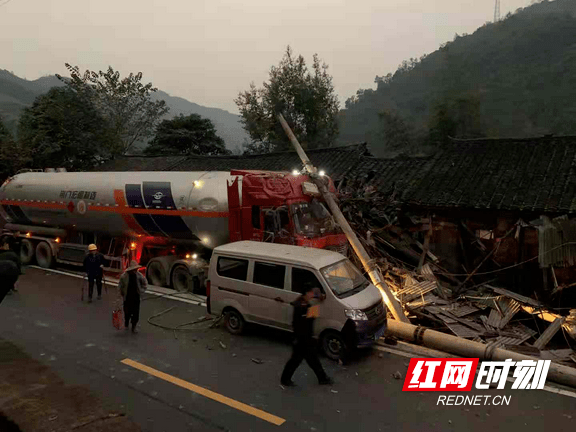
[360,136,576,214]
[96,143,370,177]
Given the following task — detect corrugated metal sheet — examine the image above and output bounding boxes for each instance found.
[420,264,436,281]
[486,309,501,328]
[539,216,576,267]
[445,323,482,338]
[443,303,480,318]
[488,286,542,308]
[395,280,437,303]
[485,300,522,329]
[486,326,537,348]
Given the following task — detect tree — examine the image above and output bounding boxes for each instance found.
[16,87,116,170]
[145,114,230,156]
[376,110,415,152]
[0,116,27,180]
[235,46,340,153]
[428,95,485,146]
[57,64,169,154]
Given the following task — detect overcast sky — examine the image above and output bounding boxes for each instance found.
[1,0,533,114]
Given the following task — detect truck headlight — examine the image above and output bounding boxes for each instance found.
[345,309,368,321]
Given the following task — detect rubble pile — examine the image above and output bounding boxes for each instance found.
[338,182,576,367]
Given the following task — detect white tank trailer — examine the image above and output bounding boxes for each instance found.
[0,171,233,245]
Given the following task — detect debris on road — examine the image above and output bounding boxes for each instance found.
[251,358,264,364]
[392,371,403,380]
[219,341,227,349]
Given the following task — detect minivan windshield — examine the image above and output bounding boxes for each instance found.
[321,259,369,298]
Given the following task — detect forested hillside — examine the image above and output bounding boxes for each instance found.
[339,0,576,156]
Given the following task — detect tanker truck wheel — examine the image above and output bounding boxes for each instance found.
[171,265,190,292]
[147,261,167,287]
[20,239,35,265]
[35,242,54,269]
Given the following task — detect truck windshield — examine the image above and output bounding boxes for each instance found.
[291,200,336,238]
[321,259,369,298]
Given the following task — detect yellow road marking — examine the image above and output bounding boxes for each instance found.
[121,358,286,426]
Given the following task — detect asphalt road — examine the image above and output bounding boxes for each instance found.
[1,267,575,432]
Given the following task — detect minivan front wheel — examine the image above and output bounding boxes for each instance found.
[225,309,245,335]
[321,330,348,361]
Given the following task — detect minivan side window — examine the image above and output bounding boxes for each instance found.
[253,262,286,289]
[292,267,323,295]
[217,257,249,281]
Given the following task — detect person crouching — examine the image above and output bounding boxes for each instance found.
[119,260,147,334]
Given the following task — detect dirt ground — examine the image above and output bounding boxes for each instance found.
[0,339,141,432]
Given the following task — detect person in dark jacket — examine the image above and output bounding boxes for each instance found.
[6,233,21,293]
[83,244,104,302]
[118,260,147,334]
[281,285,333,387]
[6,232,21,258]
[0,240,21,294]
[0,260,19,304]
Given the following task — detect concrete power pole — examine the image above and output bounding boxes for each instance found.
[494,0,501,22]
[277,114,409,323]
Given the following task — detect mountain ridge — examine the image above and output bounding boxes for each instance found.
[338,0,576,156]
[0,69,249,151]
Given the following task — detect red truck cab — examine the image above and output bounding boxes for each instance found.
[227,170,348,254]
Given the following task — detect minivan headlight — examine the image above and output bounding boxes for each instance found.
[345,309,368,321]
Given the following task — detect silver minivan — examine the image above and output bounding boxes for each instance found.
[207,241,387,359]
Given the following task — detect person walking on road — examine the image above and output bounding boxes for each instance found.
[281,285,333,387]
[83,244,104,303]
[118,260,147,334]
[0,239,21,295]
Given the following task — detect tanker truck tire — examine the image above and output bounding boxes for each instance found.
[20,239,35,265]
[147,261,167,287]
[171,265,190,292]
[35,242,54,269]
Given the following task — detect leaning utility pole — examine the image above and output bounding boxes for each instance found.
[277,114,409,323]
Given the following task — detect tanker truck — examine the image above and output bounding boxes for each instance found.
[0,169,348,292]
